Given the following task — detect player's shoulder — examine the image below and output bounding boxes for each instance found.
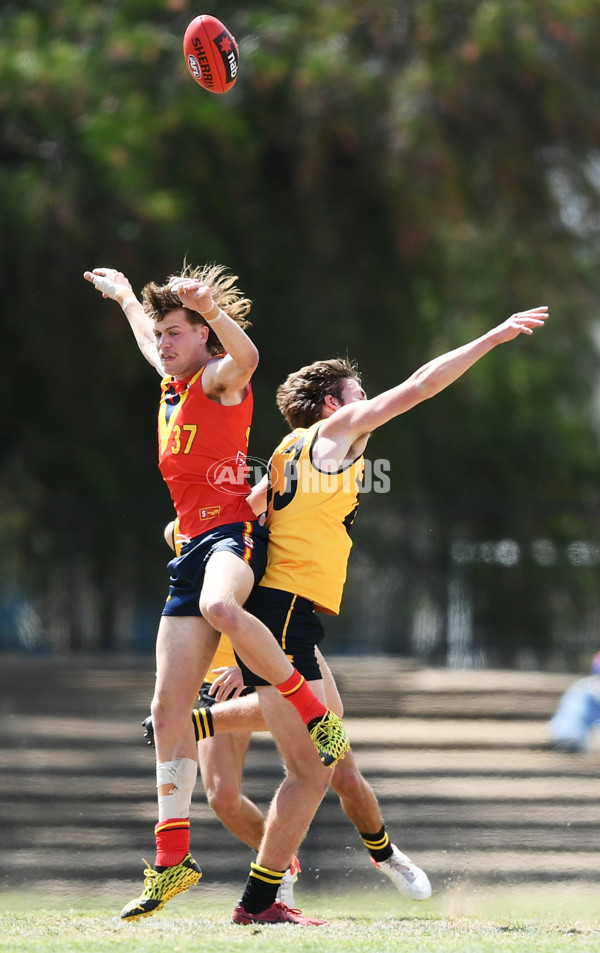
[275,423,320,452]
[197,355,252,401]
[195,355,224,385]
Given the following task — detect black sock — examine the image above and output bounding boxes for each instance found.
[239,862,284,913]
[360,826,393,862]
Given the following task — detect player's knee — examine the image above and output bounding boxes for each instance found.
[330,763,363,800]
[309,771,332,801]
[200,597,240,635]
[286,763,331,798]
[206,781,241,821]
[151,697,190,735]
[150,696,165,728]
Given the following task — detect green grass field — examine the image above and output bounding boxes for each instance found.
[1,883,598,953]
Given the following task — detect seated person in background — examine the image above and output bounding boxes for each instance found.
[547,652,600,753]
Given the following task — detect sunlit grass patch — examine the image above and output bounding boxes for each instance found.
[0,882,598,953]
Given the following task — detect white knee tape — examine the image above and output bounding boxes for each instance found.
[156,758,197,821]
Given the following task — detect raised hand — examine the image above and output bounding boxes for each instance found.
[169,278,214,315]
[83,267,133,302]
[495,306,549,341]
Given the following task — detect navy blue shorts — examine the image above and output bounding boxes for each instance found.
[235,586,325,687]
[162,521,269,617]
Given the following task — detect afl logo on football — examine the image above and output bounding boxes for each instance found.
[187,55,201,80]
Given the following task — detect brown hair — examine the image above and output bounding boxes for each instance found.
[141,262,252,356]
[276,358,362,429]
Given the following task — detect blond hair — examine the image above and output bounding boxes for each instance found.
[141,262,252,355]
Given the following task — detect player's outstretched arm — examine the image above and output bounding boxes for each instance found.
[329,306,549,442]
[83,267,161,372]
[169,278,259,395]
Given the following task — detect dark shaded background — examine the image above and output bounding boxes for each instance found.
[3,1,600,667]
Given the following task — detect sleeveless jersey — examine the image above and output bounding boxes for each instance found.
[158,357,255,539]
[260,421,364,614]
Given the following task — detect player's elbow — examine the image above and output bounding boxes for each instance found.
[410,374,438,403]
[239,341,259,371]
[246,346,259,374]
[234,347,259,382]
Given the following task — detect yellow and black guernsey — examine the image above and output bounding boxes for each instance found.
[261,421,364,615]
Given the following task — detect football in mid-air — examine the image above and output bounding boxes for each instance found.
[183,15,239,94]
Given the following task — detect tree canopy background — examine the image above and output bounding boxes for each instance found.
[2,0,600,666]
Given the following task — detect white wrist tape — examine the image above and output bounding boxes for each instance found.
[198,301,223,323]
[91,274,120,298]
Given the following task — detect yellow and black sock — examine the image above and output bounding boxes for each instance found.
[239,862,285,913]
[360,826,393,862]
[192,707,214,741]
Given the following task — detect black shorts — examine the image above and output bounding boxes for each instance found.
[162,521,269,617]
[198,680,255,706]
[236,586,325,687]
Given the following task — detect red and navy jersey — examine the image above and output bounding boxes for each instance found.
[157,357,255,539]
